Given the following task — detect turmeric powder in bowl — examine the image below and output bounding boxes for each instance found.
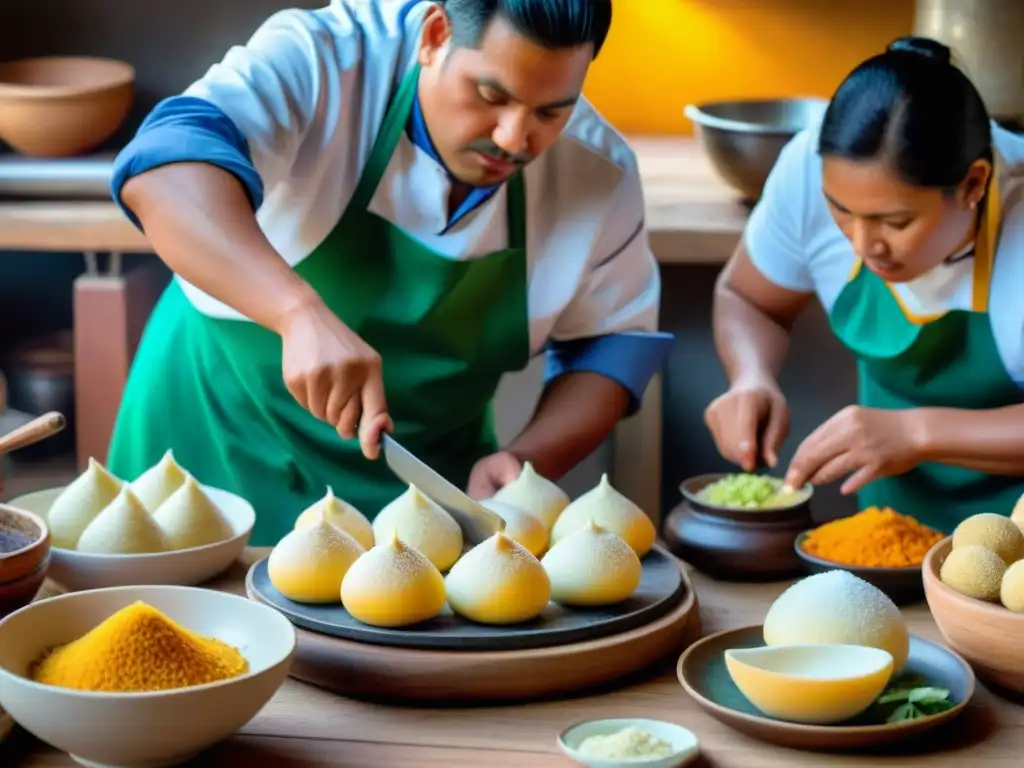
[30,601,248,692]
[800,507,944,568]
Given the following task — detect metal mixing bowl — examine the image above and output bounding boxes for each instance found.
[684,98,828,202]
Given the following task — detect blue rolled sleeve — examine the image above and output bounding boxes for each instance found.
[110,95,264,230]
[544,331,675,415]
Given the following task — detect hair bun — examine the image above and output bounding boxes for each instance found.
[888,36,952,64]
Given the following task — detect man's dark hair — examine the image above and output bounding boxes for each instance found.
[443,0,613,58]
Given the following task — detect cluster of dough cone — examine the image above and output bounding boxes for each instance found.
[268,462,657,628]
[46,451,234,554]
[939,507,1024,612]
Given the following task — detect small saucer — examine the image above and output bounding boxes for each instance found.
[558,717,700,767]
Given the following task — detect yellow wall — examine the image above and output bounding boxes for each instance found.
[584,0,915,135]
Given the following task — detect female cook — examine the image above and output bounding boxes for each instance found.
[705,36,1024,533]
[106,0,670,546]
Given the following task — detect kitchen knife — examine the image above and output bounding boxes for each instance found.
[380,433,505,544]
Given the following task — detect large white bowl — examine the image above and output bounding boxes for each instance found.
[6,485,255,592]
[0,585,295,767]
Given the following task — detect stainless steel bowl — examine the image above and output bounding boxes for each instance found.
[685,98,828,202]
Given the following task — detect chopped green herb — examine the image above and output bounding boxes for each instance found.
[697,474,804,509]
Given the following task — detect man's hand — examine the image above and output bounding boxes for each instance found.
[785,406,924,495]
[278,301,393,459]
[704,376,790,471]
[467,451,522,499]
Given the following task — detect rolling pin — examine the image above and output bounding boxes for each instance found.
[0,411,67,456]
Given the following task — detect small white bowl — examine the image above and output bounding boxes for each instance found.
[6,485,255,591]
[0,585,295,767]
[558,718,700,768]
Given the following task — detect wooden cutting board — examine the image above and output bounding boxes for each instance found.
[245,549,702,704]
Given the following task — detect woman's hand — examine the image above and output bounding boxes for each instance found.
[704,376,790,471]
[278,301,392,459]
[785,406,925,495]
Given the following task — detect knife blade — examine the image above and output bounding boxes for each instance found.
[380,433,505,544]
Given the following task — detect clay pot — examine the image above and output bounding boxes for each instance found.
[0,56,134,157]
[0,504,50,584]
[0,555,49,617]
[663,473,813,582]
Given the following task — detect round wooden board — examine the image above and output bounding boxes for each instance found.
[246,553,702,703]
[247,546,684,651]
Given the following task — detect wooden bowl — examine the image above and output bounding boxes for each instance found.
[663,473,813,581]
[923,536,1024,695]
[0,56,134,157]
[0,554,48,617]
[0,503,50,584]
[794,532,925,605]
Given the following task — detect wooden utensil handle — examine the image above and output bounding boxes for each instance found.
[0,411,66,456]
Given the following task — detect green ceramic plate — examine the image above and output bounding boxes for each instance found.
[677,625,974,751]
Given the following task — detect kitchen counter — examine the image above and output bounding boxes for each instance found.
[0,138,748,263]
[6,549,1022,767]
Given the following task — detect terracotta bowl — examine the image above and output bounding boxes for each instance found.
[0,56,135,157]
[794,531,925,605]
[663,473,814,581]
[0,554,49,617]
[0,503,50,584]
[923,536,1024,695]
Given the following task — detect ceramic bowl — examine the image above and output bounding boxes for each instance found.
[923,536,1024,695]
[0,585,295,767]
[663,473,814,581]
[794,531,925,605]
[6,485,255,592]
[0,503,50,584]
[558,718,700,768]
[0,56,134,157]
[724,644,894,724]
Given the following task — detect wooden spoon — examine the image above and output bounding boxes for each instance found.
[0,411,66,456]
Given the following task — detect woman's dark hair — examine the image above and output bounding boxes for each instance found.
[818,35,992,191]
[443,0,613,58]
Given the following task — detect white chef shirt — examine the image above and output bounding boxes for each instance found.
[745,117,1024,387]
[112,0,665,368]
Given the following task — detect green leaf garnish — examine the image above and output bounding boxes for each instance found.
[871,675,953,723]
[908,687,950,705]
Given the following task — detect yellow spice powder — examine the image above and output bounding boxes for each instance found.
[802,506,944,568]
[31,601,248,692]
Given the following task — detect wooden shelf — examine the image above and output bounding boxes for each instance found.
[0,138,747,263]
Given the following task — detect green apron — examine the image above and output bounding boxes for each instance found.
[108,64,531,546]
[828,166,1024,533]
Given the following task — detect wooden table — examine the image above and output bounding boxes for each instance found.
[4,549,1022,767]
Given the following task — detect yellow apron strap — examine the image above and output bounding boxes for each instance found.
[971,163,1002,313]
[846,160,1002,318]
